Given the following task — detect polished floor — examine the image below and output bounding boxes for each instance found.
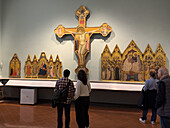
[0,100,161,128]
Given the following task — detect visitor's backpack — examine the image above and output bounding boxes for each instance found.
[52,80,71,108]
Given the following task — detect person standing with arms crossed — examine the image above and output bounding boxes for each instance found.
[54,69,75,128]
[74,70,91,128]
[156,67,170,128]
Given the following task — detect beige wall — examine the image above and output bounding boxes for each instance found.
[1,0,170,80]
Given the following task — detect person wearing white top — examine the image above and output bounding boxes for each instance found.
[74,70,91,128]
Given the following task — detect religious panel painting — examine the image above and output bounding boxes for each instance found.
[101,40,166,82]
[54,6,112,73]
[24,53,62,79]
[101,45,112,80]
[122,40,144,81]
[38,52,48,78]
[154,44,166,75]
[143,44,155,80]
[25,54,32,78]
[32,55,38,78]
[48,55,55,78]
[9,53,21,78]
[111,44,122,80]
[54,55,62,79]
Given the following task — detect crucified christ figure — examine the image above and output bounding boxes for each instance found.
[54,6,112,73]
[65,27,100,67]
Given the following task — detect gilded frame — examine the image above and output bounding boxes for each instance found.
[101,45,112,80]
[54,55,62,79]
[38,52,48,78]
[111,44,122,80]
[9,53,21,78]
[48,55,55,79]
[32,55,38,78]
[25,54,32,78]
[101,41,167,82]
[143,44,155,80]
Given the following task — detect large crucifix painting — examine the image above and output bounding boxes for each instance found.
[54,6,112,73]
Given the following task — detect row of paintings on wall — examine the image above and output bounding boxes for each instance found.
[9,40,166,82]
[101,40,166,81]
[9,52,62,79]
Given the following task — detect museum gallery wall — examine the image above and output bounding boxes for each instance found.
[1,1,170,80]
[8,6,167,81]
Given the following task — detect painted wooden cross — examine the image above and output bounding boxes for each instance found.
[54,6,112,73]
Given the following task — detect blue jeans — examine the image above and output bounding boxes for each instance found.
[142,108,157,121]
[160,116,170,128]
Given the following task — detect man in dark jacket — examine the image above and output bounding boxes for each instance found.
[156,67,170,128]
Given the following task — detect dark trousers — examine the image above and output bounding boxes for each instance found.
[142,108,157,121]
[75,96,90,128]
[57,103,71,128]
[160,116,170,128]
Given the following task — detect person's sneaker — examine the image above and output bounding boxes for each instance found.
[139,118,146,123]
[151,121,155,124]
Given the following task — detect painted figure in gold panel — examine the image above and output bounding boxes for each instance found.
[9,53,21,78]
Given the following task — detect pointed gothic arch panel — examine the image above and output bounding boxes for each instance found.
[101,45,112,80]
[9,53,21,78]
[48,54,55,79]
[122,40,144,81]
[25,54,32,78]
[54,55,62,79]
[143,44,155,80]
[32,55,38,78]
[155,43,166,67]
[111,44,122,80]
[38,52,48,78]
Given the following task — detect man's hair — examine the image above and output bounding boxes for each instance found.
[159,67,169,76]
[150,71,155,78]
[63,69,70,77]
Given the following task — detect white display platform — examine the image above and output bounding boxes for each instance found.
[5,79,144,91]
[6,79,56,88]
[90,81,144,91]
[0,82,3,86]
[20,88,37,104]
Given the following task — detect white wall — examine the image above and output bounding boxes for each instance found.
[1,0,170,80]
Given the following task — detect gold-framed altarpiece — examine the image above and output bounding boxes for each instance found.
[101,40,166,81]
[24,52,62,79]
[25,54,32,78]
[9,53,21,78]
[32,55,38,78]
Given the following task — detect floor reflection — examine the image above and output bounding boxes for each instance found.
[0,100,161,128]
